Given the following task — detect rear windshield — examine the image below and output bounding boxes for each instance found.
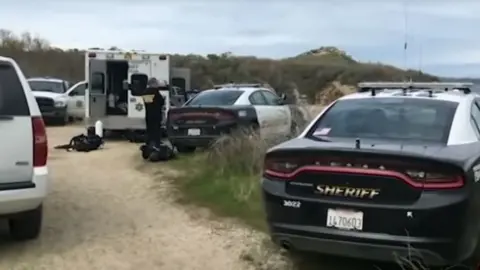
[28,80,65,93]
[306,98,458,144]
[0,62,29,116]
[186,90,243,106]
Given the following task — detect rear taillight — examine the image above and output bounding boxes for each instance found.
[216,113,235,121]
[32,116,48,167]
[263,156,464,189]
[168,112,235,121]
[404,170,463,189]
[169,113,181,121]
[264,159,300,175]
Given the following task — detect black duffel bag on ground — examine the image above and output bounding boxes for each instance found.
[140,142,175,162]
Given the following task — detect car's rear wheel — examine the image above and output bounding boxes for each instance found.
[9,205,43,241]
[175,145,196,153]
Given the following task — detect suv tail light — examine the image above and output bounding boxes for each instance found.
[263,156,464,189]
[32,116,48,167]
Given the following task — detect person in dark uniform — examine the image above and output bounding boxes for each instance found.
[141,77,166,148]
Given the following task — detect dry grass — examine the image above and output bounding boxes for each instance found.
[170,105,313,230]
[171,128,288,230]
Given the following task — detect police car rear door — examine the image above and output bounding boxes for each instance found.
[259,90,291,136]
[248,90,277,137]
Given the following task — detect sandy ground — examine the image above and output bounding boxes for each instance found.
[0,126,273,270]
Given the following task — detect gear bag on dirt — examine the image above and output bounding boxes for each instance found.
[54,127,104,152]
[140,143,175,162]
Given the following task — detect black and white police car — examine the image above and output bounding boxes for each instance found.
[262,82,480,268]
[166,83,293,153]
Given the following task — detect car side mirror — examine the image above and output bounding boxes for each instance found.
[68,91,77,97]
[277,98,285,105]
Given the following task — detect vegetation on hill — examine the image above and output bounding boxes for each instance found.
[0,29,439,102]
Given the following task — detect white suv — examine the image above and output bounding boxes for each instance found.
[0,56,49,240]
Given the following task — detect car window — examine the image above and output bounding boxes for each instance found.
[28,80,65,94]
[307,98,458,144]
[470,101,480,138]
[71,83,86,96]
[261,90,281,105]
[0,62,29,116]
[249,91,268,105]
[186,90,243,106]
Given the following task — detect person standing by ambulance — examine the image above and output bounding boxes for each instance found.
[142,77,165,148]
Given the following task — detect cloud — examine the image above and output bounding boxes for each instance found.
[0,0,479,77]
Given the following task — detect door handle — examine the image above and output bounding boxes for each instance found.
[93,97,96,102]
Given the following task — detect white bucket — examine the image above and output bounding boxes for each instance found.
[94,120,103,138]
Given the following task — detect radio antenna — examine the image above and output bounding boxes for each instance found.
[403,0,409,81]
[419,43,423,74]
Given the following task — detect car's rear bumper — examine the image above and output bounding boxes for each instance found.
[270,225,452,266]
[169,136,218,148]
[0,166,49,216]
[262,177,477,267]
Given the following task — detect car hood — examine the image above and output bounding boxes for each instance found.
[32,91,65,100]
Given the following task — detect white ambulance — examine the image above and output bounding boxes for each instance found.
[84,50,189,132]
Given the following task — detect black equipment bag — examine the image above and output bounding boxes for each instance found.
[54,127,104,152]
[140,143,175,162]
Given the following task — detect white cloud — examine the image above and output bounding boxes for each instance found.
[0,0,480,77]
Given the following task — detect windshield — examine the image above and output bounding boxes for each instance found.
[186,90,243,106]
[28,80,65,93]
[307,98,458,144]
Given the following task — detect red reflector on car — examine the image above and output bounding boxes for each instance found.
[32,116,48,167]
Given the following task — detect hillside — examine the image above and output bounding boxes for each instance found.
[0,29,438,103]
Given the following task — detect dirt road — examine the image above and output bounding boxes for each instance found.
[0,126,275,270]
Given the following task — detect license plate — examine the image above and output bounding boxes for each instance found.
[187,128,201,136]
[326,208,363,230]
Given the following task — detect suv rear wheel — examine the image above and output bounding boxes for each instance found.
[9,205,43,241]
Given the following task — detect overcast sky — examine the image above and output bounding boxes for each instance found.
[0,0,479,77]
